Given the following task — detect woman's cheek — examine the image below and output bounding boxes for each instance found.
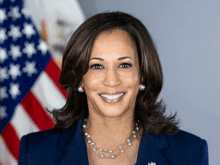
[88,71,104,85]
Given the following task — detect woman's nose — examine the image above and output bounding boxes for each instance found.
[103,68,121,87]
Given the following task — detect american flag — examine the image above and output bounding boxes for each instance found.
[0,0,66,164]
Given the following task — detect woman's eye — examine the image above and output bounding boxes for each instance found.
[119,63,132,68]
[90,64,103,69]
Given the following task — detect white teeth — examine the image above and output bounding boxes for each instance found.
[101,93,124,100]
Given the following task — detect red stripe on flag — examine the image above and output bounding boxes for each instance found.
[44,58,67,98]
[21,91,54,131]
[1,124,20,160]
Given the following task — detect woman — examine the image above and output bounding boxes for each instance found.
[18,12,208,165]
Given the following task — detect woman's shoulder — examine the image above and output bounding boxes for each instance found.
[20,129,61,150]
[23,129,59,140]
[162,129,208,164]
[18,129,71,164]
[165,129,207,149]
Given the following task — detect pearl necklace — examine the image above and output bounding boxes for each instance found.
[82,119,139,159]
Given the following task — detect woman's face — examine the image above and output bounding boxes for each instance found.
[81,29,140,118]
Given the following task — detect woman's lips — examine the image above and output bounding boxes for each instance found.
[100,93,125,103]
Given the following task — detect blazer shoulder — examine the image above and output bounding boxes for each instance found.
[165,129,207,149]
[21,129,61,150]
[18,129,63,165]
[163,130,208,164]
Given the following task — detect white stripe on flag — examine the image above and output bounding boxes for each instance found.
[0,136,17,165]
[10,105,39,139]
[32,72,66,111]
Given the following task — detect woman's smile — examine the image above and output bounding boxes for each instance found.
[99,92,125,103]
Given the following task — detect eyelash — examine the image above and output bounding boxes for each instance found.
[119,63,132,68]
[90,63,132,69]
[90,64,103,69]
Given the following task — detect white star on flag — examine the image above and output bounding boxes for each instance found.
[8,25,22,41]
[8,6,21,21]
[0,67,9,82]
[9,44,22,60]
[22,23,36,39]
[37,40,48,55]
[9,63,22,80]
[0,8,7,23]
[0,106,7,120]
[9,45,22,61]
[0,28,7,43]
[23,42,36,58]
[0,47,7,63]
[9,83,21,100]
[148,162,156,165]
[0,86,8,101]
[22,61,37,77]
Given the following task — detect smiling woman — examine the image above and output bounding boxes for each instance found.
[18,12,208,165]
[54,12,178,137]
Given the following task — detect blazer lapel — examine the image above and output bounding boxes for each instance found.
[55,118,89,165]
[136,131,169,165]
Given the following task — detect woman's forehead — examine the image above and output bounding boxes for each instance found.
[89,29,138,61]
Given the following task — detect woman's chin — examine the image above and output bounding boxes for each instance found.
[97,108,129,118]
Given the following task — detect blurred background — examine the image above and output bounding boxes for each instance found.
[0,0,219,164]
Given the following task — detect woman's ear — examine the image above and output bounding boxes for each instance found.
[78,78,83,87]
[80,81,84,88]
[140,76,143,84]
[80,81,84,89]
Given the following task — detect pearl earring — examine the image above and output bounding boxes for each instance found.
[78,86,84,92]
[139,84,145,91]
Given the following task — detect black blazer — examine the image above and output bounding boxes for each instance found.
[18,118,208,165]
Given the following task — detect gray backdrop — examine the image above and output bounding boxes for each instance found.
[78,0,220,164]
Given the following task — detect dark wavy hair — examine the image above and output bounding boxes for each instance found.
[51,11,179,135]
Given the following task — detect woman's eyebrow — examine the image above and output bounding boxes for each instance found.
[90,57,104,61]
[90,56,133,61]
[118,56,133,61]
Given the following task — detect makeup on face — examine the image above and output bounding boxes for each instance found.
[81,29,140,117]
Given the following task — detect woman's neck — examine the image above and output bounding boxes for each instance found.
[85,114,136,149]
